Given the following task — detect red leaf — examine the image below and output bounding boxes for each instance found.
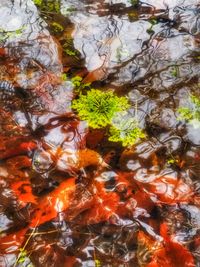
[0,178,76,254]
[19,141,37,151]
[0,136,37,159]
[30,178,76,227]
[11,180,37,206]
[0,228,27,254]
[137,226,195,267]
[115,172,154,217]
[158,223,195,267]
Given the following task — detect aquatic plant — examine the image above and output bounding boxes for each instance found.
[61,73,67,81]
[33,0,42,5]
[71,76,91,91]
[178,94,200,126]
[129,0,139,6]
[147,18,158,34]
[71,76,83,87]
[170,65,179,78]
[51,22,64,33]
[0,27,25,42]
[108,111,145,146]
[15,248,33,266]
[109,125,145,147]
[95,259,101,267]
[62,39,79,58]
[72,89,130,129]
[65,49,77,56]
[33,0,60,13]
[167,158,177,165]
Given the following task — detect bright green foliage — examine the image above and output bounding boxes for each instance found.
[33,0,60,13]
[61,73,67,81]
[167,158,178,165]
[177,107,193,121]
[33,0,42,5]
[72,89,130,129]
[170,66,179,78]
[0,27,25,42]
[147,18,158,34]
[15,248,34,267]
[65,49,77,56]
[109,126,145,147]
[63,39,78,58]
[51,22,64,33]
[108,112,145,146]
[178,95,200,122]
[71,76,91,90]
[71,76,83,87]
[190,94,200,107]
[95,259,101,267]
[17,249,27,263]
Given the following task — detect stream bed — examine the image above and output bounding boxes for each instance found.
[0,0,200,266]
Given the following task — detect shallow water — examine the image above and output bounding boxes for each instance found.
[0,0,200,266]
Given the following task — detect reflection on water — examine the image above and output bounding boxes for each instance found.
[0,0,200,266]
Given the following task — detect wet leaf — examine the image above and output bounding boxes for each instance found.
[0,178,76,253]
[30,178,76,227]
[149,223,195,267]
[0,136,37,160]
[11,180,37,206]
[137,228,195,267]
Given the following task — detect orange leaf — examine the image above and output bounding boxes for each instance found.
[11,180,37,206]
[80,190,119,224]
[158,223,195,267]
[30,178,76,227]
[0,228,27,254]
[137,227,195,267]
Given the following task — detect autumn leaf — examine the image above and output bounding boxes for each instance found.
[30,178,76,227]
[137,225,195,267]
[157,223,195,267]
[0,136,37,159]
[11,180,37,206]
[0,178,76,254]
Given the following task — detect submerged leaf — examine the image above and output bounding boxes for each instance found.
[11,180,37,206]
[0,136,37,160]
[30,178,76,227]
[178,94,200,126]
[137,227,195,267]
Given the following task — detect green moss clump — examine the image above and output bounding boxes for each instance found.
[109,126,145,147]
[51,22,64,33]
[177,107,193,121]
[33,0,60,13]
[72,89,130,129]
[108,112,145,146]
[178,94,200,123]
[71,76,83,88]
[71,76,91,91]
[62,39,80,58]
[33,0,42,5]
[0,27,25,42]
